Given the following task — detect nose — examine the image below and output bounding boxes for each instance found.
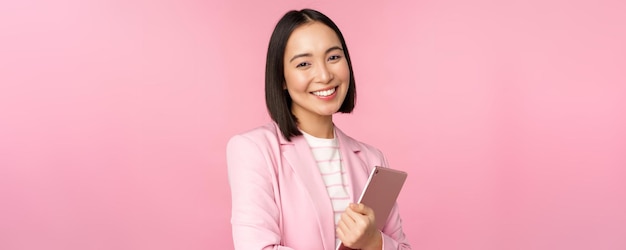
[314,62,333,84]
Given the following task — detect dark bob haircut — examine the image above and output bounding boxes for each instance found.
[265,9,356,141]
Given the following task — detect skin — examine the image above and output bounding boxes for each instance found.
[337,203,382,250]
[282,21,383,250]
[283,21,349,139]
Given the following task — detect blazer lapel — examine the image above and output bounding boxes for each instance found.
[277,125,336,250]
[335,127,371,204]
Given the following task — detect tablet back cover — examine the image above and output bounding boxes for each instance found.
[358,167,408,230]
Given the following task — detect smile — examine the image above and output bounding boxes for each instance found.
[311,87,336,97]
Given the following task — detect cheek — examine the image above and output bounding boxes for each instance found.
[335,62,350,82]
[284,71,310,91]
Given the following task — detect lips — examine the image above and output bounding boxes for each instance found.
[311,87,337,97]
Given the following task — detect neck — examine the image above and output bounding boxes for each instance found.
[297,115,334,139]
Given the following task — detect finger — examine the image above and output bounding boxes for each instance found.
[346,205,372,225]
[337,217,357,244]
[344,210,372,234]
[347,207,377,232]
[343,206,363,221]
[345,210,368,231]
[336,220,346,240]
[351,212,369,230]
[352,203,373,215]
[340,209,357,229]
[351,204,377,224]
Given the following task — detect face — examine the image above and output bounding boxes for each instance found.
[283,21,350,124]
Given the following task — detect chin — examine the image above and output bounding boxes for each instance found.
[320,109,341,116]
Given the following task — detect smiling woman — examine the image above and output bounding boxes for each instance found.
[226,9,411,250]
[283,22,351,139]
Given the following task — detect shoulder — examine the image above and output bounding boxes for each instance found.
[230,123,280,141]
[227,123,282,153]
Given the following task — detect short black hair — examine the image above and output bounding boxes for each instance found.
[265,9,356,141]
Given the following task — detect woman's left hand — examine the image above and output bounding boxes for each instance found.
[336,203,383,250]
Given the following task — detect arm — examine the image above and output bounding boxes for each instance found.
[227,135,294,250]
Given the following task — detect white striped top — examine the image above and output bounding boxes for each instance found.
[301,130,351,246]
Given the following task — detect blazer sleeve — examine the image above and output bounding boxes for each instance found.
[378,151,412,250]
[227,135,295,250]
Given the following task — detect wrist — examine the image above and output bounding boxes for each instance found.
[362,230,382,250]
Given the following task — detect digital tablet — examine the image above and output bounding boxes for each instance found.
[336,166,408,250]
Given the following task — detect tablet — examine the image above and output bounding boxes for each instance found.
[336,166,408,250]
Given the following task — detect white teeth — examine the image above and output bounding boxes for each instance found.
[312,87,336,97]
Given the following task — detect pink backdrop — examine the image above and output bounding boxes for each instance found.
[1,0,625,249]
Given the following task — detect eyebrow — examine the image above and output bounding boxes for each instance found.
[289,46,344,63]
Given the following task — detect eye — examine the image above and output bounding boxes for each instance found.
[328,55,342,61]
[296,62,310,68]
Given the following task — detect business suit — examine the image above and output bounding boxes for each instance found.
[227,123,411,250]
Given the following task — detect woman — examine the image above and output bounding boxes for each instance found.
[227,9,411,250]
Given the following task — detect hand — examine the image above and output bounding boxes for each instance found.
[336,203,382,250]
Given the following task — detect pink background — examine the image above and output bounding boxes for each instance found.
[1,0,625,249]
